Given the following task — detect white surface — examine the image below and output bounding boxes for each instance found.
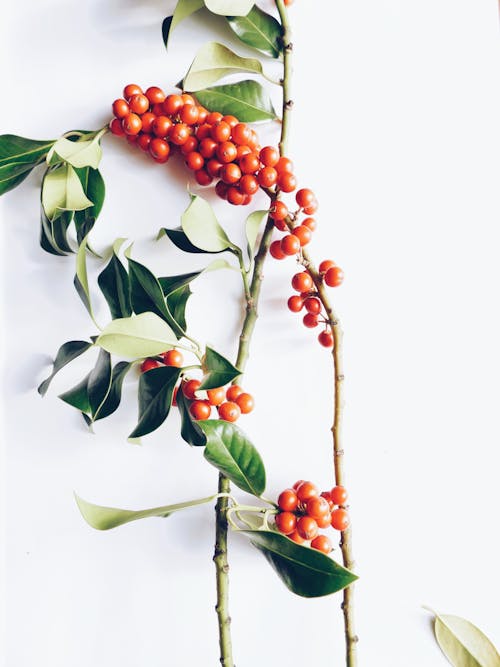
[1,1,500,665]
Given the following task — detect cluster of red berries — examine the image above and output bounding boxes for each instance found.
[140,352,254,423]
[275,480,349,554]
[110,84,300,207]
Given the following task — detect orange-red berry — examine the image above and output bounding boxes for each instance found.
[331,508,350,531]
[112,98,129,119]
[207,387,225,406]
[296,481,319,503]
[296,516,319,540]
[122,113,142,135]
[269,200,288,221]
[236,392,254,414]
[270,240,286,260]
[311,535,333,554]
[218,401,241,422]
[141,358,161,372]
[303,313,319,328]
[257,166,278,188]
[287,295,304,312]
[318,330,334,347]
[259,146,280,167]
[123,84,142,99]
[291,272,313,292]
[330,485,348,505]
[275,511,297,535]
[161,349,184,367]
[277,172,297,193]
[293,225,312,247]
[217,141,238,163]
[169,123,191,145]
[278,489,299,512]
[226,385,243,402]
[128,94,150,115]
[306,496,331,520]
[296,188,315,208]
[281,234,300,256]
[183,379,201,400]
[145,86,165,104]
[190,400,212,421]
[325,266,344,287]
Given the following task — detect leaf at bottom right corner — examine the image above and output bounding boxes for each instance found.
[242,530,358,598]
[431,611,500,667]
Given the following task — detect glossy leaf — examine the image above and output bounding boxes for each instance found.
[94,361,132,421]
[74,167,105,236]
[158,226,225,254]
[166,285,192,334]
[204,0,254,16]
[429,610,500,667]
[181,194,233,252]
[75,492,217,530]
[87,349,112,418]
[176,389,207,447]
[199,346,240,390]
[227,6,283,58]
[128,257,171,321]
[245,209,267,263]
[162,0,204,47]
[40,207,73,256]
[129,366,181,438]
[59,374,92,414]
[42,163,93,221]
[158,258,234,297]
[0,134,55,168]
[194,80,278,122]
[243,530,358,598]
[96,312,177,358]
[38,340,93,396]
[74,235,96,323]
[48,134,102,169]
[98,251,132,319]
[202,420,265,495]
[182,42,264,91]
[0,160,39,196]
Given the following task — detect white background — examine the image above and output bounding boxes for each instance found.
[1,0,500,665]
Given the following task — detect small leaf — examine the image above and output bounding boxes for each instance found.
[162,0,204,47]
[199,346,240,390]
[204,0,254,16]
[48,135,102,169]
[42,163,93,221]
[158,258,234,296]
[38,340,93,396]
[201,420,265,495]
[194,80,278,122]
[181,194,233,252]
[245,209,267,263]
[0,134,55,168]
[96,312,178,358]
[94,361,132,421]
[176,389,207,447]
[74,235,96,323]
[75,492,218,530]
[59,374,92,414]
[87,349,112,418]
[243,530,358,598]
[158,226,226,254]
[166,284,192,334]
[182,41,265,91]
[98,251,132,319]
[227,6,283,59]
[429,610,500,667]
[40,207,72,256]
[129,366,181,438]
[74,167,105,234]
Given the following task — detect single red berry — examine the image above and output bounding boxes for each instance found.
[141,111,156,134]
[239,153,260,174]
[180,104,200,125]
[291,272,313,292]
[318,330,334,348]
[320,491,335,511]
[196,123,212,140]
[211,121,231,142]
[296,188,316,208]
[231,122,251,145]
[274,218,288,232]
[216,141,237,163]
[306,496,331,520]
[330,485,348,505]
[236,144,252,159]
[275,511,297,535]
[161,349,184,367]
[257,166,278,188]
[304,297,321,314]
[270,240,286,260]
[112,98,129,119]
[197,107,208,123]
[277,172,297,193]
[221,114,238,128]
[281,234,301,256]
[181,136,198,155]
[190,400,212,421]
[137,134,152,151]
[227,186,245,205]
[181,93,195,106]
[311,535,333,554]
[316,512,333,529]
[195,169,213,186]
[303,217,317,231]
[226,385,243,402]
[215,180,229,200]
[128,93,150,115]
[259,146,280,167]
[183,379,201,400]
[186,152,205,171]
[220,163,241,185]
[207,159,224,178]
[293,225,312,247]
[121,113,142,135]
[325,266,344,287]
[303,313,319,328]
[145,86,165,105]
[289,529,307,545]
[296,516,319,540]
[141,358,161,372]
[287,295,304,312]
[278,489,299,512]
[331,508,350,531]
[293,480,305,491]
[303,199,318,215]
[152,115,173,138]
[169,123,190,145]
[207,387,225,406]
[149,138,170,162]
[218,401,241,422]
[199,138,218,159]
[319,259,336,273]
[236,392,254,414]
[109,118,125,136]
[239,174,259,195]
[269,200,288,221]
[206,111,223,125]
[123,83,142,99]
[275,156,294,174]
[296,481,319,503]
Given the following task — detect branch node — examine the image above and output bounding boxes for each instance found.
[285,99,294,110]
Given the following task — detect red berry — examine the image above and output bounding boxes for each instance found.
[296,188,315,208]
[311,535,333,554]
[190,400,212,420]
[186,151,205,171]
[287,295,304,312]
[319,259,336,273]
[296,481,319,503]
[128,94,150,115]
[331,508,350,531]
[211,121,231,142]
[236,392,254,414]
[269,201,288,221]
[303,313,319,328]
[218,401,241,422]
[141,112,156,134]
[304,297,321,314]
[281,234,300,256]
[216,141,237,163]
[293,225,312,247]
[270,240,286,260]
[122,113,142,135]
[226,385,243,402]
[199,138,218,159]
[320,491,335,511]
[304,200,318,215]
[161,349,184,367]
[141,358,161,372]
[163,94,184,115]
[220,163,241,184]
[277,172,297,193]
[145,86,165,104]
[239,153,260,174]
[112,98,129,119]
[239,174,259,195]
[275,156,294,174]
[169,123,191,145]
[293,480,305,491]
[289,529,307,545]
[123,84,142,99]
[149,138,170,162]
[195,169,213,186]
[330,485,348,505]
[109,118,125,136]
[231,123,251,145]
[227,187,245,205]
[138,133,152,152]
[296,516,319,540]
[303,217,317,231]
[275,511,297,535]
[318,330,334,348]
[277,489,299,512]
[257,166,278,188]
[306,496,331,520]
[291,272,313,292]
[259,146,280,167]
[183,379,201,400]
[180,104,200,125]
[152,115,173,138]
[207,387,225,406]
[325,266,344,287]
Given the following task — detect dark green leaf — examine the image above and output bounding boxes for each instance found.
[94,362,133,421]
[129,366,181,438]
[176,389,207,447]
[199,346,240,390]
[227,6,283,58]
[243,530,358,597]
[158,226,225,254]
[59,374,92,414]
[74,236,95,322]
[0,134,55,168]
[40,207,71,256]
[38,340,93,396]
[162,16,173,46]
[98,252,132,319]
[201,420,265,495]
[194,80,278,122]
[40,219,66,256]
[88,349,112,418]
[74,167,105,225]
[167,285,192,334]
[0,161,38,195]
[158,271,200,295]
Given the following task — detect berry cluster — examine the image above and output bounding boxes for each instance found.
[140,352,254,423]
[110,84,300,207]
[275,480,349,554]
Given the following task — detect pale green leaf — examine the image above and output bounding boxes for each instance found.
[183,41,264,91]
[75,493,218,530]
[42,163,93,221]
[171,0,204,32]
[245,210,267,264]
[430,609,500,667]
[48,135,102,169]
[204,0,254,16]
[96,312,178,358]
[181,194,233,252]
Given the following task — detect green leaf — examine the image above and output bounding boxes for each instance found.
[48,134,102,169]
[204,0,254,16]
[182,41,265,91]
[181,194,233,252]
[75,492,218,530]
[201,420,265,495]
[158,259,235,296]
[243,530,358,598]
[87,349,112,418]
[194,80,278,122]
[199,346,240,390]
[245,209,267,263]
[95,312,178,358]
[59,374,92,414]
[98,251,132,319]
[0,161,39,196]
[429,610,500,667]
[74,167,105,237]
[158,226,226,254]
[129,366,181,438]
[166,285,192,334]
[227,6,283,59]
[74,235,96,323]
[162,0,204,47]
[42,163,93,221]
[38,340,93,396]
[0,134,55,168]
[93,361,132,421]
[176,389,207,447]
